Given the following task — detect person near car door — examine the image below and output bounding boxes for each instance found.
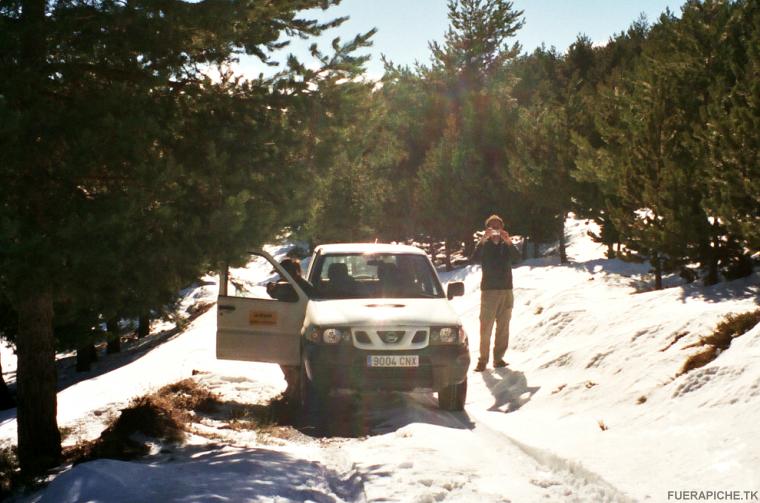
[266,258,314,300]
[266,257,313,399]
[469,214,520,372]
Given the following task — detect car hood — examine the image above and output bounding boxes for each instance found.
[305,298,461,328]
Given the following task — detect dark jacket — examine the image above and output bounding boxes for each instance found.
[470,239,521,290]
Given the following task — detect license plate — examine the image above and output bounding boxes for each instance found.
[367,355,419,368]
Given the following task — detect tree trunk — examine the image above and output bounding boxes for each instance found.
[0,354,15,410]
[137,313,150,339]
[463,232,475,259]
[444,239,453,272]
[558,217,568,264]
[14,0,62,475]
[76,343,97,372]
[219,262,229,297]
[653,253,663,290]
[705,226,720,286]
[532,241,539,259]
[606,242,615,259]
[522,236,529,260]
[106,318,121,354]
[16,288,61,475]
[428,242,437,265]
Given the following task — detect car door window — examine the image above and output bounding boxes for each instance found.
[226,255,280,300]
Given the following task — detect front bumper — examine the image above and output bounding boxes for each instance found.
[303,342,470,392]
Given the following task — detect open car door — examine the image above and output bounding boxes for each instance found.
[216,250,306,365]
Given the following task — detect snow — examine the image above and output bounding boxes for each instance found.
[2,217,759,502]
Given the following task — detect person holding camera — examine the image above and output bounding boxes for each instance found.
[470,214,521,372]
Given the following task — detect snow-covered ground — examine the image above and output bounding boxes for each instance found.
[2,218,759,502]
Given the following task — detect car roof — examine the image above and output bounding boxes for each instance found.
[314,243,428,256]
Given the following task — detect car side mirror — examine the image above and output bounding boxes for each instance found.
[447,281,464,300]
[269,282,299,303]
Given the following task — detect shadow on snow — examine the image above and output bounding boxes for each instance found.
[286,390,474,439]
[37,446,364,503]
[480,367,540,413]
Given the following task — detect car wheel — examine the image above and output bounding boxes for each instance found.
[438,378,467,411]
[297,360,313,412]
[297,358,328,414]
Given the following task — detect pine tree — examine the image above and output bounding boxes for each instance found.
[416,113,482,264]
[576,8,726,288]
[695,0,759,277]
[509,45,575,261]
[0,0,368,475]
[419,0,525,250]
[371,62,447,240]
[430,0,523,99]
[571,21,649,258]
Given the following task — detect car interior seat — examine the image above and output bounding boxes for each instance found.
[326,262,354,296]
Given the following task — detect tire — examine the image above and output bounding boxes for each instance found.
[297,358,328,414]
[297,360,314,412]
[438,378,467,411]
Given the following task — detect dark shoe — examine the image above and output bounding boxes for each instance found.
[493,359,508,368]
[473,361,487,372]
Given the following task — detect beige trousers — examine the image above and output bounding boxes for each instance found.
[479,289,514,363]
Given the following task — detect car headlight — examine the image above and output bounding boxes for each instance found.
[306,327,351,345]
[430,326,466,345]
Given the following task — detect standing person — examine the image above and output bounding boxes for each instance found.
[470,214,521,372]
[266,257,314,300]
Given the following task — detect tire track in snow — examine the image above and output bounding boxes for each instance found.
[318,440,368,503]
[314,390,626,502]
[452,409,636,503]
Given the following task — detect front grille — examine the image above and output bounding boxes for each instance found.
[378,330,405,344]
[351,327,429,349]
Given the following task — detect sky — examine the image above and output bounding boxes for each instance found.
[238,0,685,80]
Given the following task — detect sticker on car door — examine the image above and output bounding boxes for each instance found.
[249,310,278,325]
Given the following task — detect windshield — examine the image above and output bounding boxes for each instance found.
[309,253,445,299]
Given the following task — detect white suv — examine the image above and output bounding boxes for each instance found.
[217,243,470,410]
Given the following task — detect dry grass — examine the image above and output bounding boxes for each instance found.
[700,309,760,350]
[678,309,760,376]
[67,378,221,464]
[0,382,302,502]
[160,379,220,415]
[3,378,297,498]
[679,346,720,376]
[636,395,647,404]
[597,420,608,431]
[69,395,186,462]
[186,301,215,319]
[64,378,301,467]
[659,331,690,352]
[220,394,298,437]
